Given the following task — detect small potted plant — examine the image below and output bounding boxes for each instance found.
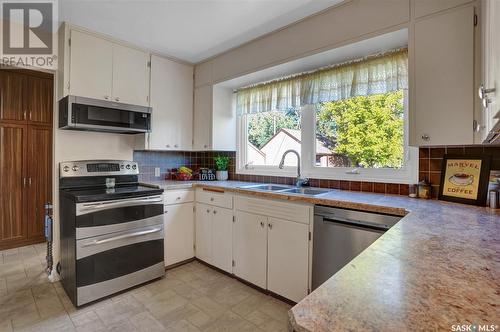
[214,155,230,181]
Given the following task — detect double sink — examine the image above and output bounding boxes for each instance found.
[237,184,331,196]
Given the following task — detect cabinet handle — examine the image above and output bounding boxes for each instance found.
[204,144,208,148]
[23,111,27,120]
[210,197,214,202]
[23,178,26,187]
[176,197,181,200]
[29,112,32,120]
[28,178,32,186]
[260,221,264,228]
[115,97,120,102]
[104,95,109,100]
[206,209,210,213]
[473,120,482,133]
[421,134,430,141]
[268,223,273,230]
[174,144,178,148]
[482,98,492,108]
[478,84,496,99]
[166,144,170,148]
[213,210,217,214]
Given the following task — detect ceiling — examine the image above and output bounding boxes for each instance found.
[59,0,344,63]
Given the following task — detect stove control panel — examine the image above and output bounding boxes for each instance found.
[60,160,139,178]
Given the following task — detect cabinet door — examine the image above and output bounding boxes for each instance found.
[69,30,113,100]
[413,0,472,19]
[0,124,27,247]
[195,203,212,263]
[413,5,475,146]
[193,85,212,150]
[0,71,26,122]
[483,0,500,139]
[27,126,52,240]
[112,44,150,106]
[267,218,309,303]
[211,207,233,273]
[233,211,267,289]
[149,55,193,150]
[164,202,194,266]
[27,76,53,125]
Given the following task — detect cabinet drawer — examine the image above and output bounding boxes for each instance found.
[234,195,311,225]
[196,187,233,209]
[164,189,194,205]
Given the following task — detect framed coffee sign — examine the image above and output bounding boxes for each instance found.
[438,155,491,206]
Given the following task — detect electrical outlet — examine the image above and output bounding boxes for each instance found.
[154,167,161,177]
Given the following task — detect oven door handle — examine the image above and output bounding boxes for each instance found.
[81,227,162,247]
[77,196,163,215]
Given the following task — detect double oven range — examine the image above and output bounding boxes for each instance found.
[59,160,164,306]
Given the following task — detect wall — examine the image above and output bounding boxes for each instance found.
[133,145,500,199]
[195,0,410,86]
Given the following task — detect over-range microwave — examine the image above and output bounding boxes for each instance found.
[59,95,152,134]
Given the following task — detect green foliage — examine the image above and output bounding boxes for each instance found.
[247,109,300,148]
[316,91,404,168]
[214,155,230,171]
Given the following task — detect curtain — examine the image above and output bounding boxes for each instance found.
[236,49,408,115]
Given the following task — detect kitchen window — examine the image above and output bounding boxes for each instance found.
[236,49,418,183]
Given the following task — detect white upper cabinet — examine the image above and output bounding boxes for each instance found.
[66,27,151,106]
[112,44,150,106]
[69,30,113,101]
[193,85,213,150]
[482,0,500,143]
[148,55,193,150]
[412,5,476,146]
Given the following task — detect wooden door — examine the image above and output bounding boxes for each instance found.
[112,43,150,106]
[413,5,475,146]
[267,217,309,302]
[233,211,267,289]
[164,202,195,266]
[195,203,212,263]
[193,85,212,150]
[27,126,52,240]
[27,75,53,125]
[211,207,233,273]
[149,55,193,150]
[0,71,26,123]
[69,29,113,101]
[0,124,27,248]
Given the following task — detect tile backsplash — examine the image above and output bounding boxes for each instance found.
[134,145,500,198]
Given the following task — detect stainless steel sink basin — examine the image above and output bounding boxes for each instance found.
[280,187,331,196]
[238,183,331,196]
[238,184,292,191]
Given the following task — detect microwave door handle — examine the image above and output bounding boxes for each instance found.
[81,227,162,247]
[78,196,163,214]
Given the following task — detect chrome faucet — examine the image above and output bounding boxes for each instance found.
[278,150,308,187]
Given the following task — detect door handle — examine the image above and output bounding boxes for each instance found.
[81,227,162,247]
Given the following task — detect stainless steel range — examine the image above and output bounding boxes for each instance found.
[59,160,164,306]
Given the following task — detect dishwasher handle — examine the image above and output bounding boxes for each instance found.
[320,216,390,232]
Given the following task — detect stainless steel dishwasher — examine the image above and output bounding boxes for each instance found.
[312,205,401,290]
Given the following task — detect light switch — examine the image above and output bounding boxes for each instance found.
[154,167,161,177]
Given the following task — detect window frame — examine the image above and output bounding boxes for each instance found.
[236,90,418,184]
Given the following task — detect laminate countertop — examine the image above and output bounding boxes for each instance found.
[146,180,500,331]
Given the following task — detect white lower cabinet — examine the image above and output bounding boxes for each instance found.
[211,207,233,272]
[195,203,212,263]
[267,217,309,303]
[233,211,268,289]
[195,202,233,273]
[164,202,194,266]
